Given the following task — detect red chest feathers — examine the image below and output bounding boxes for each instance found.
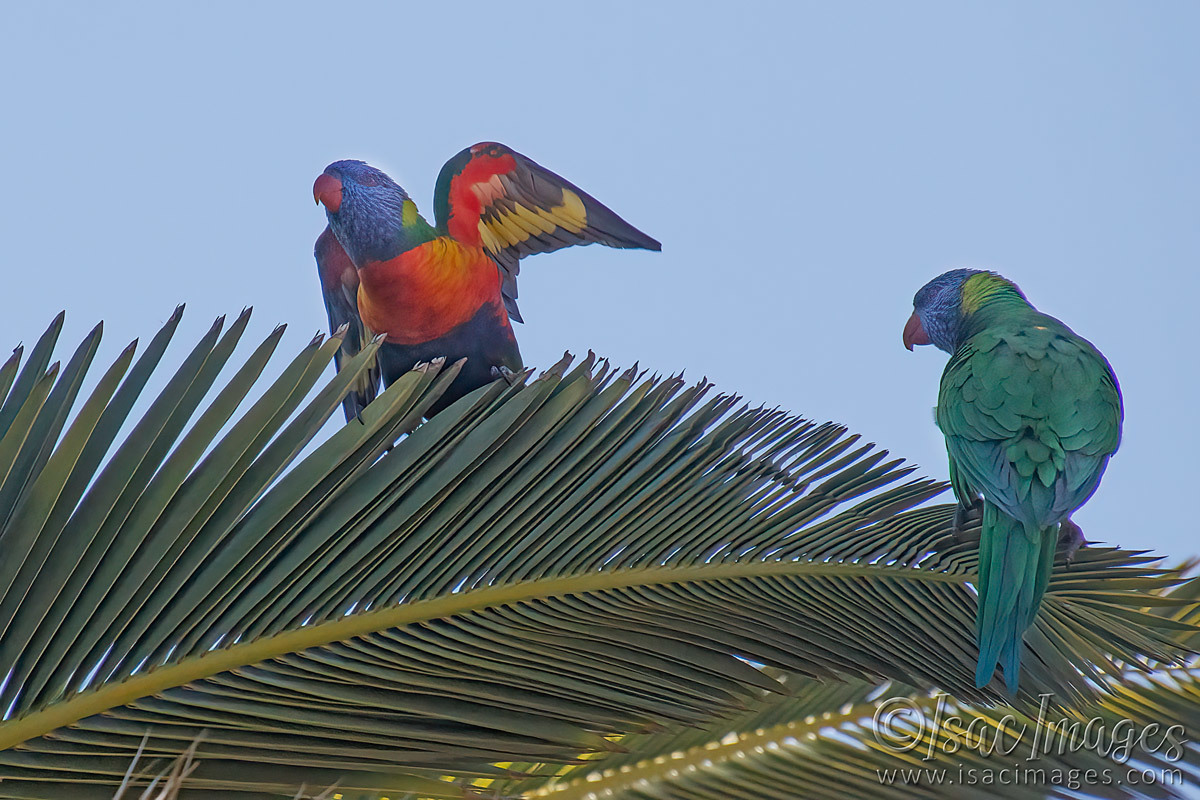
[356,238,507,345]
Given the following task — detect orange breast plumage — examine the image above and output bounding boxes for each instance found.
[356,237,506,345]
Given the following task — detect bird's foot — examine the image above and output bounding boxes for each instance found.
[491,365,520,386]
[951,500,983,542]
[1058,518,1088,567]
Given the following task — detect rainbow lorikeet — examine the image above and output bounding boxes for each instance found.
[903,269,1122,692]
[313,142,660,420]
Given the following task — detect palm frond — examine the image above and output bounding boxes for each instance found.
[0,313,1192,797]
[514,669,1200,800]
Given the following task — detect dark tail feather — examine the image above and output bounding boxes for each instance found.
[974,503,1057,692]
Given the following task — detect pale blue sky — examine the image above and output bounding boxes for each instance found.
[2,2,1197,559]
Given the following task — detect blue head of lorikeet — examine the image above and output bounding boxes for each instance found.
[903,268,989,352]
[315,160,423,267]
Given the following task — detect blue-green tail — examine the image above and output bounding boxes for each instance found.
[974,503,1058,692]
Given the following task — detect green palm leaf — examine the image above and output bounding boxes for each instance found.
[511,668,1199,800]
[0,313,1191,798]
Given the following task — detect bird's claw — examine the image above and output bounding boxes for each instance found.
[1058,518,1088,567]
[951,500,983,542]
[491,365,519,386]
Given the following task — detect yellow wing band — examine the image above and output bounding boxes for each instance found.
[478,188,589,254]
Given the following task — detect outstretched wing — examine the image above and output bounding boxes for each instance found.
[432,142,661,323]
[315,226,380,422]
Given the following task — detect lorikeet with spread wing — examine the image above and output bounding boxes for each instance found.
[314,142,660,419]
[903,269,1122,692]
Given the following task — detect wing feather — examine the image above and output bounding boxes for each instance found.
[433,142,661,323]
[315,226,381,422]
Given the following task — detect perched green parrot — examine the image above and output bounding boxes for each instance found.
[903,269,1123,692]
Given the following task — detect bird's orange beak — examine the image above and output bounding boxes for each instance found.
[313,173,343,213]
[903,312,930,351]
